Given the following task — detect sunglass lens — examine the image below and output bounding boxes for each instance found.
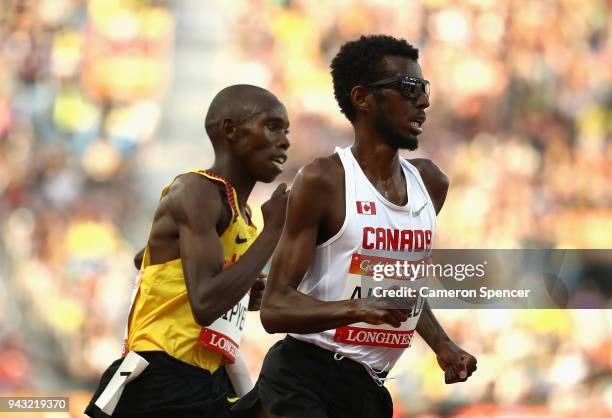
[423,81,430,97]
[401,77,429,99]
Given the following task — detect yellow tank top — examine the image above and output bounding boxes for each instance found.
[127,170,259,372]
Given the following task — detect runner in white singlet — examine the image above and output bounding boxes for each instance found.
[233,35,477,418]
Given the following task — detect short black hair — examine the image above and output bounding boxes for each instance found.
[330,35,419,123]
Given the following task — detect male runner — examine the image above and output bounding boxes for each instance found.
[233,35,477,418]
[85,84,290,418]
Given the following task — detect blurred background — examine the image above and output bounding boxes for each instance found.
[0,0,610,417]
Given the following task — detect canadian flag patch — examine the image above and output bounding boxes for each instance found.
[356,201,376,215]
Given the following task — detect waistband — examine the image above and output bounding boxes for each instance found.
[135,351,225,379]
[284,336,389,379]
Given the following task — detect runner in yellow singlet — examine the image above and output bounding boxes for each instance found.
[86,84,290,418]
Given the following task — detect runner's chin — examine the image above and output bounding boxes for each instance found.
[271,160,284,173]
[262,161,283,182]
[375,116,419,151]
[402,135,419,151]
[393,132,418,151]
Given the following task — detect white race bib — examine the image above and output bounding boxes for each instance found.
[198,292,249,362]
[121,271,142,356]
[333,253,425,348]
[95,351,149,415]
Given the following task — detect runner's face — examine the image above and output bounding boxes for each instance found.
[370,56,430,151]
[234,100,290,183]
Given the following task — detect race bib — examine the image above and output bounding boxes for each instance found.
[333,253,425,348]
[121,271,143,357]
[198,292,249,363]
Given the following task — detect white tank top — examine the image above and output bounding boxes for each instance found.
[289,146,437,372]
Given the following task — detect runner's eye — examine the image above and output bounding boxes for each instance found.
[267,121,280,131]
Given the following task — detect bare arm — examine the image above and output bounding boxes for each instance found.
[170,174,287,326]
[261,160,408,334]
[409,159,452,344]
[410,159,477,382]
[408,158,449,215]
[416,299,452,351]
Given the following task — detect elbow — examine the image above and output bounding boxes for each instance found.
[261,286,295,334]
[195,317,215,328]
[260,304,283,334]
[190,287,221,327]
[192,304,217,327]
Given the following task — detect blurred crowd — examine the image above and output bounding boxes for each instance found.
[0,0,172,392]
[227,0,612,249]
[0,0,610,417]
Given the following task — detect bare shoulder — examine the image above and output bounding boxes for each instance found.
[285,153,344,233]
[165,172,224,225]
[293,153,343,196]
[408,158,449,190]
[407,158,449,214]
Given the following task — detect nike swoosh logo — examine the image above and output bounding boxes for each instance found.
[235,235,248,244]
[227,396,239,403]
[412,201,428,216]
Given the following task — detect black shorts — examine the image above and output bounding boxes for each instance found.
[231,336,393,418]
[85,351,236,418]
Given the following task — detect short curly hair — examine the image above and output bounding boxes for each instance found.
[330,35,419,123]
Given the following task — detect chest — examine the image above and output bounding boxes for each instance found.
[343,170,436,258]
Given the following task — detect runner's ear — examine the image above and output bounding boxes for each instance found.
[222,118,238,143]
[350,85,371,114]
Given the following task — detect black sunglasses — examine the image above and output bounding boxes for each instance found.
[366,75,430,101]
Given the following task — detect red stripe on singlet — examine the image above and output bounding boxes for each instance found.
[199,170,239,222]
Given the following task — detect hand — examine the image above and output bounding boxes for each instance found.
[261,183,290,231]
[435,340,477,384]
[352,298,409,328]
[248,273,266,311]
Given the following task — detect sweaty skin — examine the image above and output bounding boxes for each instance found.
[141,85,291,326]
[260,57,476,384]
